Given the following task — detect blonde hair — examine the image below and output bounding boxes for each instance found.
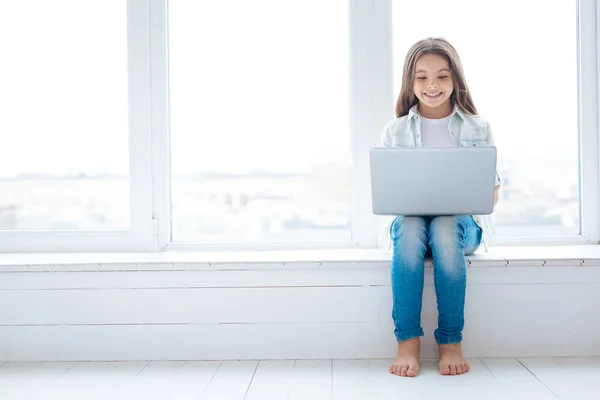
[395,37,477,118]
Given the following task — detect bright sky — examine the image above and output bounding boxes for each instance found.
[0,0,578,181]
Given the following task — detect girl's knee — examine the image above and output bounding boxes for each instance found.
[391,216,428,241]
[429,216,459,235]
[391,217,429,266]
[391,217,427,265]
[429,216,463,251]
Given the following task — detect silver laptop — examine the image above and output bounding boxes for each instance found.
[370,147,497,216]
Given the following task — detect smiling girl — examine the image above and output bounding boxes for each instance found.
[378,37,501,377]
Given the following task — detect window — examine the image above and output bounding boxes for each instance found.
[0,0,154,252]
[167,0,351,244]
[0,1,130,231]
[1,0,598,252]
[392,0,581,239]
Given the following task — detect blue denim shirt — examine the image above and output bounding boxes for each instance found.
[377,104,501,251]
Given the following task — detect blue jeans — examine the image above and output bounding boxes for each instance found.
[390,215,482,345]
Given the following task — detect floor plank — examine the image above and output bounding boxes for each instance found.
[198,360,258,400]
[244,360,295,400]
[332,359,375,400]
[39,361,148,400]
[117,360,186,399]
[521,357,600,400]
[160,361,222,399]
[480,357,558,400]
[288,360,332,400]
[0,362,75,399]
[557,357,600,400]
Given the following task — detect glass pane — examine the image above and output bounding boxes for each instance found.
[168,1,351,243]
[0,1,129,231]
[392,0,579,237]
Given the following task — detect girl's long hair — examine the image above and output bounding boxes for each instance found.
[395,37,477,118]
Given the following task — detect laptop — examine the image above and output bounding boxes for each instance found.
[369,147,497,216]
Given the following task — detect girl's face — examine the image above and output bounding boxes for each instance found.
[413,53,454,118]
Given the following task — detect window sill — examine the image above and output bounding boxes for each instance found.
[2,245,600,270]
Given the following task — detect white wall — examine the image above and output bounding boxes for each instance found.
[1,261,599,361]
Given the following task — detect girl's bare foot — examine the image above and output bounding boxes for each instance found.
[389,338,420,377]
[438,342,470,375]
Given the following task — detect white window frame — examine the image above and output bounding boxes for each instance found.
[0,0,155,253]
[489,0,600,246]
[1,0,598,253]
[157,0,387,252]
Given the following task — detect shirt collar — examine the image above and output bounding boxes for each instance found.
[408,104,465,121]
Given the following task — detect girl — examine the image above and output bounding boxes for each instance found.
[378,37,501,378]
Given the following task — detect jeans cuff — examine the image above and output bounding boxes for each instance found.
[395,328,424,342]
[435,331,462,345]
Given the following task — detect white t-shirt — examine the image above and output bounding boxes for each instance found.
[421,116,453,147]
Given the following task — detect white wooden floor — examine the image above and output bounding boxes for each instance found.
[0,358,598,400]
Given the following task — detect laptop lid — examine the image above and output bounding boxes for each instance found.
[369,147,497,216]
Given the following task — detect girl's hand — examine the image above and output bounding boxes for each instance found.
[494,186,500,206]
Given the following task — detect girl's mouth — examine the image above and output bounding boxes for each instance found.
[423,92,443,100]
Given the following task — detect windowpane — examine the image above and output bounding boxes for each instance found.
[392,0,579,237]
[0,1,130,231]
[168,1,351,243]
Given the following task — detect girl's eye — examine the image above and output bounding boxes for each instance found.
[438,76,448,79]
[417,77,426,80]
